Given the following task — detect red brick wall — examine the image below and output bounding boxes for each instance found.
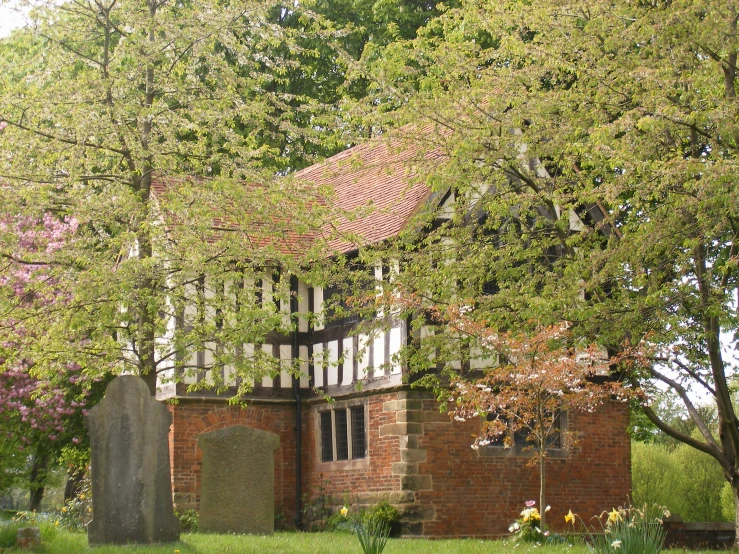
[168,399,307,526]
[167,393,631,538]
[304,392,403,505]
[414,399,632,537]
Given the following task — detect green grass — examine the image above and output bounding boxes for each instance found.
[0,529,726,553]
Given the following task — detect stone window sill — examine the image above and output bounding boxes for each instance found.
[477,446,570,459]
[314,458,370,472]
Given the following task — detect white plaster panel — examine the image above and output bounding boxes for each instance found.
[280,344,292,388]
[373,332,385,373]
[313,345,324,388]
[314,286,324,330]
[299,345,309,389]
[342,337,354,386]
[298,280,309,332]
[389,327,401,374]
[357,334,369,380]
[261,343,273,387]
[327,340,339,386]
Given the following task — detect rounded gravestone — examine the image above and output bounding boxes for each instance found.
[198,425,280,534]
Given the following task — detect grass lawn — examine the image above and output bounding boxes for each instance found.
[0,528,725,554]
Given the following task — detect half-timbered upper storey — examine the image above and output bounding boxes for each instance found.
[154,130,596,402]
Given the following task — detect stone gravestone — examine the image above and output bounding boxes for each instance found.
[16,527,40,549]
[86,375,180,545]
[198,425,280,534]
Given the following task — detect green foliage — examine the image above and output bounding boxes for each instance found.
[587,505,667,554]
[631,442,680,515]
[0,0,340,400]
[632,441,728,522]
[366,501,399,529]
[302,479,335,531]
[0,520,21,548]
[354,517,390,554]
[57,476,91,532]
[326,501,400,535]
[349,1,739,542]
[176,509,199,533]
[721,482,735,522]
[672,442,727,522]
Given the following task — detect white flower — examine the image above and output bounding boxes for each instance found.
[545,505,551,512]
[611,540,622,549]
[508,522,520,532]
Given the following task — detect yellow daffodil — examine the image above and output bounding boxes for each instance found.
[55,521,59,526]
[608,508,622,524]
[565,510,575,524]
[340,506,349,517]
[61,507,67,512]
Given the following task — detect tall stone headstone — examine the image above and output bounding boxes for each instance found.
[198,425,280,534]
[86,375,180,545]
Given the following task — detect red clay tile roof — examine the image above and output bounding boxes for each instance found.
[152,129,445,255]
[294,131,444,253]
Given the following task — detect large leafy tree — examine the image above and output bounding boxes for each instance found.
[0,0,337,396]
[352,0,739,540]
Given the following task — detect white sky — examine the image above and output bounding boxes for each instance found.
[0,2,31,38]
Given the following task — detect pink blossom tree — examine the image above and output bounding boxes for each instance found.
[0,211,109,509]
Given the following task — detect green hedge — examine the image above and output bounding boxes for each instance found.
[632,441,727,522]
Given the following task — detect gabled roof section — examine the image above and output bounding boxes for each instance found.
[151,129,445,256]
[150,176,320,257]
[294,130,444,253]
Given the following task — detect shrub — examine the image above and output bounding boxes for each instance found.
[631,442,679,514]
[57,475,92,532]
[672,443,726,522]
[176,509,199,532]
[721,482,735,522]
[632,440,728,522]
[365,501,399,529]
[326,501,400,534]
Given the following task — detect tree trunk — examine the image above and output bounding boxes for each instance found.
[539,444,546,530]
[734,483,739,548]
[28,450,49,512]
[63,467,85,502]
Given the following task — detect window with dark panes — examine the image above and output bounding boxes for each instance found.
[320,411,333,462]
[334,409,349,460]
[484,410,564,450]
[319,405,367,463]
[351,406,366,458]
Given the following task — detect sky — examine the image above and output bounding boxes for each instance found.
[0,2,30,38]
